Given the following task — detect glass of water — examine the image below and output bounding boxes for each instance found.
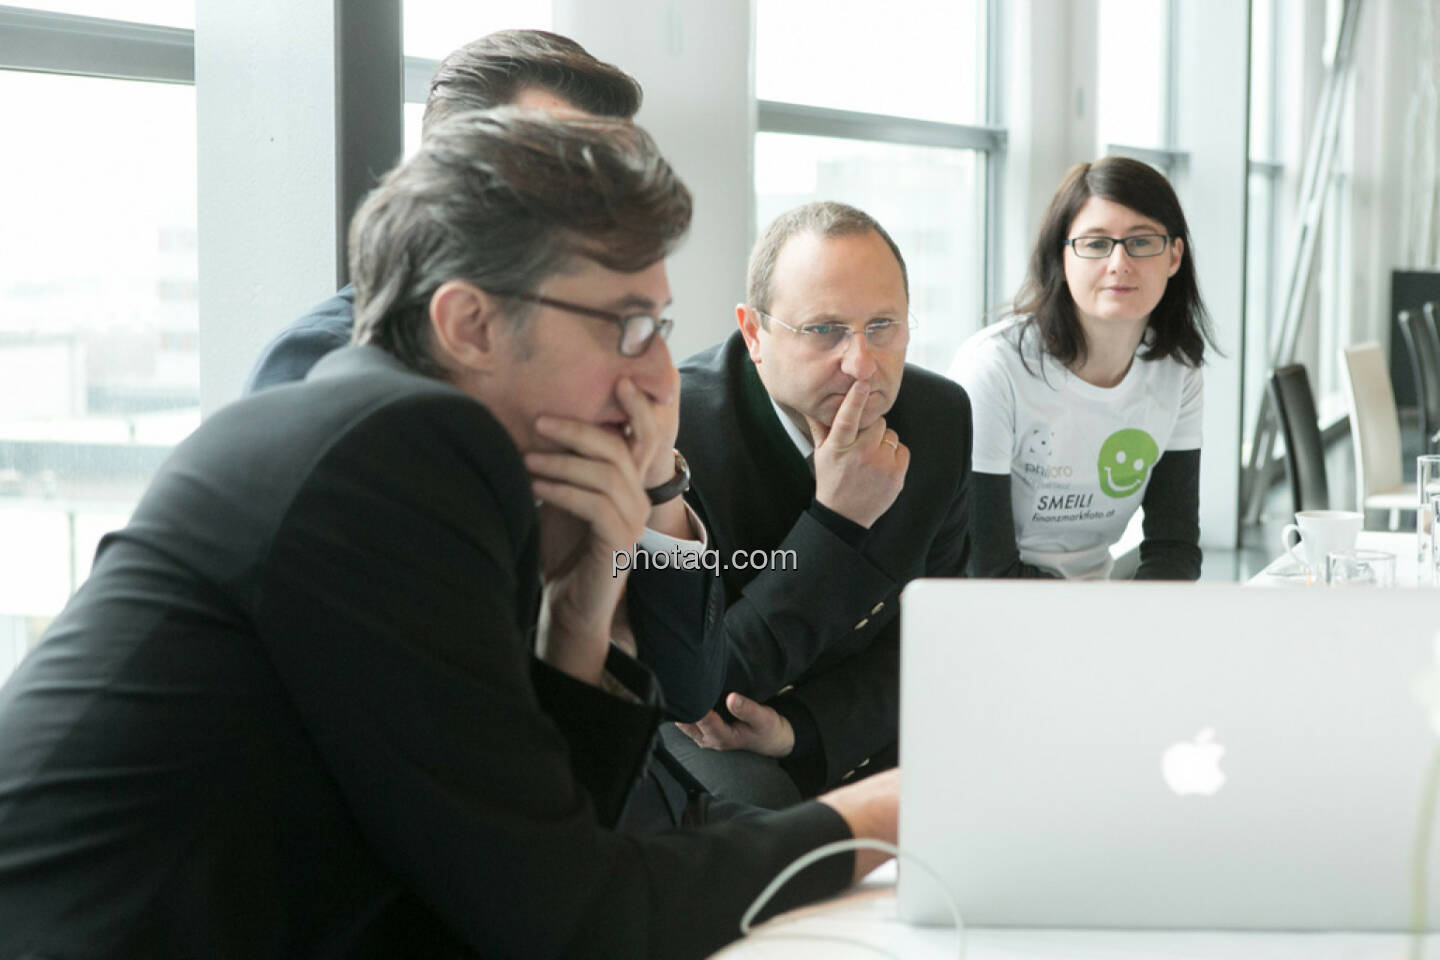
[1325,548,1398,587]
[1430,493,1440,586]
[1419,456,1440,585]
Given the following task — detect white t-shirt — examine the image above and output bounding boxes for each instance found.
[949,317,1203,579]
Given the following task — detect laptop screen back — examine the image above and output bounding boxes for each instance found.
[899,580,1440,931]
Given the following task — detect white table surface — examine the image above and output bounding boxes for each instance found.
[711,863,1440,958]
[1250,530,1419,586]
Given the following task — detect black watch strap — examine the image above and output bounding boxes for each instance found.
[646,450,691,505]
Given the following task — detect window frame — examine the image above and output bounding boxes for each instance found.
[0,6,193,82]
[751,0,1007,335]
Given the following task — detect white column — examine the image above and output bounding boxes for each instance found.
[999,0,1087,301]
[553,0,752,362]
[1351,0,1417,346]
[195,2,340,414]
[1172,0,1251,549]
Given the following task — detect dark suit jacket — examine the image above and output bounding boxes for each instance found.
[240,288,729,832]
[0,345,849,960]
[677,332,971,793]
[242,288,724,722]
[243,285,357,394]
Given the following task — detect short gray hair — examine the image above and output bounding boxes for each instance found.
[350,108,692,376]
[746,201,909,318]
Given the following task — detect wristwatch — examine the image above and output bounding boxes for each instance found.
[646,449,691,505]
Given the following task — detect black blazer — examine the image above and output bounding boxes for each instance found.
[242,287,726,724]
[0,345,849,960]
[677,332,971,792]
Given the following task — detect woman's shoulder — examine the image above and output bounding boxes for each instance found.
[949,316,1042,380]
[1138,347,1205,391]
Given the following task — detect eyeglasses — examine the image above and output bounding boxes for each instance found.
[495,291,674,357]
[756,309,913,354]
[1065,234,1171,259]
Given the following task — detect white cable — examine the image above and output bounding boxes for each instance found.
[737,838,965,958]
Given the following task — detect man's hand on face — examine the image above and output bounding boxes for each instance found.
[633,361,697,540]
[675,692,795,758]
[637,363,681,489]
[804,380,909,529]
[526,377,656,686]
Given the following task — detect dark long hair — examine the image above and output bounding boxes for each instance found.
[1012,156,1214,370]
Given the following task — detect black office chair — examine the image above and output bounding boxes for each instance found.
[1398,308,1440,453]
[1268,364,1329,513]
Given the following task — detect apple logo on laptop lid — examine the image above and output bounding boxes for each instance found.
[1162,728,1226,796]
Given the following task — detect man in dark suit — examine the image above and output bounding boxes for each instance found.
[242,27,727,832]
[670,202,972,806]
[0,112,897,959]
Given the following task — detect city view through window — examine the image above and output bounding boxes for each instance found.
[0,70,198,677]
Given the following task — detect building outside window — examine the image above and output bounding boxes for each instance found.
[0,9,199,681]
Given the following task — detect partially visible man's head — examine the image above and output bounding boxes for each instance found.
[351,109,690,450]
[739,202,911,436]
[424,29,642,134]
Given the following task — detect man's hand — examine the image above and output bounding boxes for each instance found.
[674,692,795,758]
[625,363,695,540]
[818,767,899,882]
[805,380,908,529]
[633,364,680,489]
[527,382,653,686]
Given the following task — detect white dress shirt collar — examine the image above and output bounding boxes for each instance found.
[768,394,815,461]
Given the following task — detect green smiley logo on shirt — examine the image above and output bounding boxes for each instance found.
[1097,429,1159,498]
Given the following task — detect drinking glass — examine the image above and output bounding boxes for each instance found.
[1418,456,1440,585]
[1325,548,1397,587]
[1430,493,1440,586]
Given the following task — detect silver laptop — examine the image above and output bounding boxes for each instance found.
[899,579,1440,930]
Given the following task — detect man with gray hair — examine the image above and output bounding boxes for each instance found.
[0,113,897,959]
[243,27,728,829]
[670,201,972,806]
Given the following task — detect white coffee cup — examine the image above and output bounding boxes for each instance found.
[1281,510,1363,573]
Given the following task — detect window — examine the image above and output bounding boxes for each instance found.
[1095,0,1170,153]
[1242,0,1282,456]
[0,65,198,683]
[755,0,985,126]
[755,135,986,373]
[401,0,553,154]
[1238,0,1371,524]
[752,0,997,375]
[402,0,550,61]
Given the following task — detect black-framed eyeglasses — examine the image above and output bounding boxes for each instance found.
[1065,234,1171,259]
[495,292,674,357]
[756,309,914,354]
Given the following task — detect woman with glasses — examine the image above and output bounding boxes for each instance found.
[949,156,1214,579]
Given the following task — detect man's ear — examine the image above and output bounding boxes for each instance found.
[736,304,763,364]
[429,280,508,372]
